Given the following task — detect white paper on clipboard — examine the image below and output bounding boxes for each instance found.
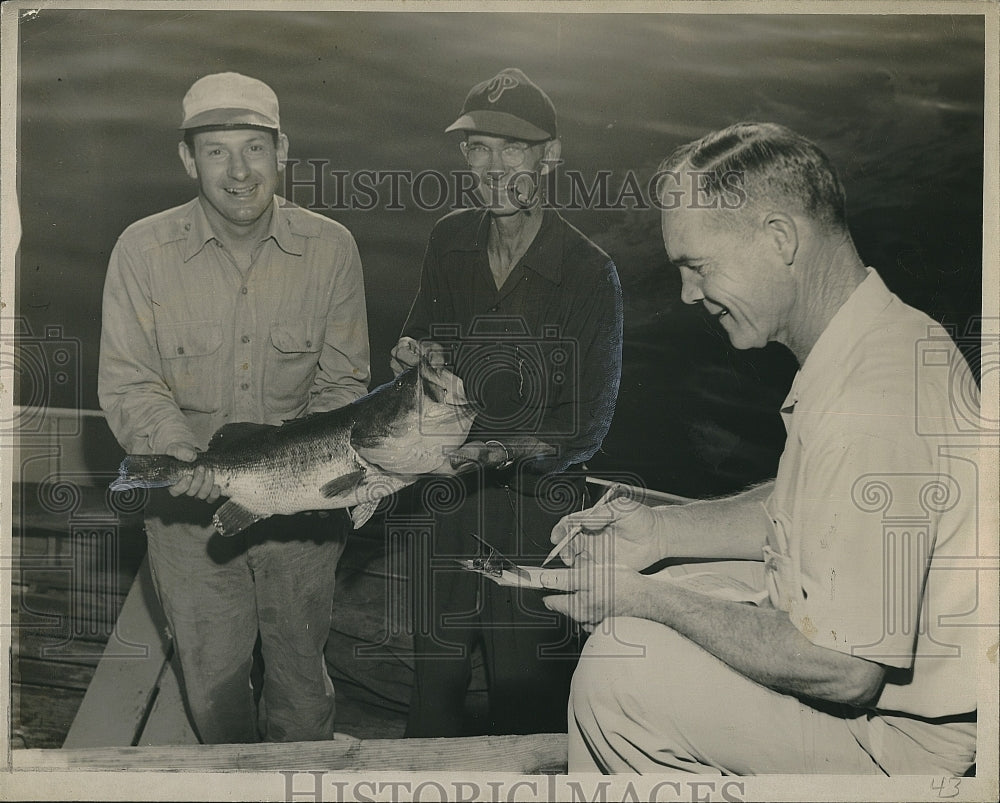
[456,560,570,590]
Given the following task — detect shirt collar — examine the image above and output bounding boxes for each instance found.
[445,207,565,285]
[182,195,303,262]
[780,267,894,415]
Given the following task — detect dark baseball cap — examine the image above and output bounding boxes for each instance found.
[445,68,557,141]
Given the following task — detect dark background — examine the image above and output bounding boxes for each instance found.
[14,10,985,498]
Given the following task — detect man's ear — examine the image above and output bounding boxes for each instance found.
[764,211,798,266]
[275,132,289,173]
[540,138,562,175]
[178,140,198,181]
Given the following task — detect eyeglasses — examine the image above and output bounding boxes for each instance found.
[460,141,542,169]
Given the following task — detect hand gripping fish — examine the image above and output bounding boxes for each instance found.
[109,360,477,535]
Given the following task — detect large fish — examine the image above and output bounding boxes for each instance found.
[110,360,477,535]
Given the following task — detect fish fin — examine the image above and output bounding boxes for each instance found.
[212,500,266,537]
[208,422,276,452]
[350,500,379,529]
[109,454,184,491]
[319,470,365,499]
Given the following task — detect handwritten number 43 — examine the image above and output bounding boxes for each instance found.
[930,777,962,798]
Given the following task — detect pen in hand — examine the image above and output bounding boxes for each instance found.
[541,483,622,567]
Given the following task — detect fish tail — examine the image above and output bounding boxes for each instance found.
[109,454,186,491]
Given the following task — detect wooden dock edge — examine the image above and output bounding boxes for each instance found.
[14,733,568,774]
[62,555,198,748]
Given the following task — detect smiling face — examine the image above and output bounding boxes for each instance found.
[179,127,288,236]
[462,133,559,216]
[661,194,796,352]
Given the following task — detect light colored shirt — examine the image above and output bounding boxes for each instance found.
[763,268,978,773]
[99,197,370,454]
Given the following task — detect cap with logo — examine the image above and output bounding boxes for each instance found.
[179,72,280,131]
[445,67,556,142]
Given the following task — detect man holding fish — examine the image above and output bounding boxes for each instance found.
[391,68,624,736]
[98,73,370,743]
[542,123,978,775]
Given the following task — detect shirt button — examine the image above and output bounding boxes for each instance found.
[241,335,250,343]
[241,382,249,390]
[241,362,249,370]
[176,347,184,355]
[305,340,312,348]
[241,286,248,295]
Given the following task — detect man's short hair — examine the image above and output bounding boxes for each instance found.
[658,122,849,232]
[182,124,280,154]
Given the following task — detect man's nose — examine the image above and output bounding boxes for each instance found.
[679,267,704,305]
[484,148,507,172]
[228,154,250,180]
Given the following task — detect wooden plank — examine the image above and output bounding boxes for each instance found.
[15,657,95,692]
[13,631,106,666]
[137,652,198,746]
[16,733,568,773]
[12,523,148,556]
[12,685,87,750]
[16,588,129,636]
[62,556,171,748]
[16,564,141,597]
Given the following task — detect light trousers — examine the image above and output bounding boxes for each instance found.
[568,615,885,774]
[146,493,347,744]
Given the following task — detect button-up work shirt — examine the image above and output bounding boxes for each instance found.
[99,196,370,454]
[762,269,978,773]
[401,207,623,473]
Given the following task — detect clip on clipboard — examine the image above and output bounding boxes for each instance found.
[456,533,562,589]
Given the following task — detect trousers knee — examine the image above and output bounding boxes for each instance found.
[571,617,716,728]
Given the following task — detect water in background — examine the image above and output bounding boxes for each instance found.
[14,10,985,496]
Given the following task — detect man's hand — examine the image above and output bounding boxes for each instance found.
[389,337,445,375]
[549,496,669,571]
[446,436,557,472]
[165,442,221,502]
[447,440,508,471]
[540,552,652,632]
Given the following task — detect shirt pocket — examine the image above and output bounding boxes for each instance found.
[157,321,224,413]
[264,316,325,413]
